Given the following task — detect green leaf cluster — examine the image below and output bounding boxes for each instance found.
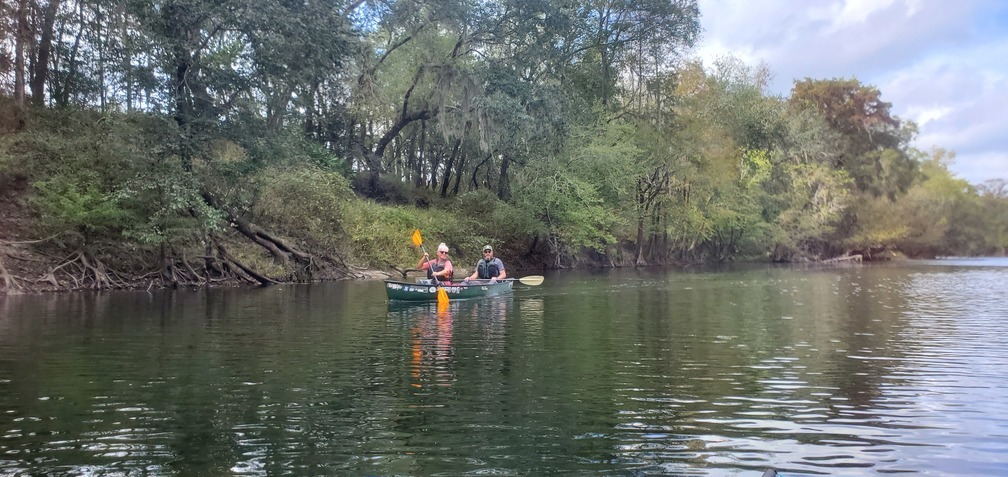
[31,173,132,245]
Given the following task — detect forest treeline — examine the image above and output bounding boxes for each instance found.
[1,0,1006,292]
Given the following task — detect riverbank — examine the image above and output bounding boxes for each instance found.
[1,183,492,294]
[0,176,588,294]
[0,163,921,296]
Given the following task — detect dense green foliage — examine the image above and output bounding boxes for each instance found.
[1,0,1005,290]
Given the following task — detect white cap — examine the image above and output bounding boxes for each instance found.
[437,242,449,252]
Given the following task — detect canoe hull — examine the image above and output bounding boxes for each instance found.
[384,279,513,302]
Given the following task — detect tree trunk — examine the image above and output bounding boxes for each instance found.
[470,154,491,191]
[201,191,311,265]
[14,0,28,111]
[54,3,85,107]
[119,1,132,110]
[409,129,421,187]
[165,2,202,172]
[30,0,62,106]
[635,214,647,266]
[452,151,466,196]
[497,154,511,200]
[440,137,462,198]
[266,85,294,131]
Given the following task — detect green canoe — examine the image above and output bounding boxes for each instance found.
[384,279,514,302]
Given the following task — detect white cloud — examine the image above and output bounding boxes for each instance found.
[696,0,1008,184]
[905,106,953,127]
[832,0,898,28]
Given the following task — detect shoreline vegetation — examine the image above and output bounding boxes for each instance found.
[2,1,1006,296]
[0,103,1004,296]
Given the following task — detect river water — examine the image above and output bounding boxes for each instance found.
[2,259,1007,476]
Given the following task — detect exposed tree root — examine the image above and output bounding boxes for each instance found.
[385,261,411,279]
[38,249,129,290]
[2,234,60,292]
[151,239,289,288]
[0,255,20,291]
[155,243,208,288]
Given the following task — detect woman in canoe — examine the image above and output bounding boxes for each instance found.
[417,242,454,284]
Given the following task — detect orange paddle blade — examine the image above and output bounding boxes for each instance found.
[437,287,449,306]
[411,229,423,247]
[436,300,450,316]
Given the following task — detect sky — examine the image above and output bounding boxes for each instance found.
[695,0,1008,185]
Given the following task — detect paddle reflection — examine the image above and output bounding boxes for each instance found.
[397,302,466,389]
[389,298,514,389]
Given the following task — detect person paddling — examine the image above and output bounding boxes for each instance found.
[418,242,454,285]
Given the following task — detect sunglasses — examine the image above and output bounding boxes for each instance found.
[438,251,448,254]
[483,250,492,253]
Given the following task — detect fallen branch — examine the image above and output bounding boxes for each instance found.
[822,254,863,264]
[0,232,63,246]
[213,239,278,286]
[202,191,312,265]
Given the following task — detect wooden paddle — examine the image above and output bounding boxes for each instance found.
[516,275,544,286]
[411,229,449,306]
[474,276,544,285]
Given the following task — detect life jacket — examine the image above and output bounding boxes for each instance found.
[427,259,453,282]
[476,258,500,279]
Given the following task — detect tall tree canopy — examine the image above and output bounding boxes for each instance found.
[789,78,917,198]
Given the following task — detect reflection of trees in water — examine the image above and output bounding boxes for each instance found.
[538,267,921,464]
[670,269,913,422]
[469,297,512,356]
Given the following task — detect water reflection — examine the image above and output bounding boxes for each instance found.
[397,302,457,388]
[387,298,517,392]
[2,262,1007,475]
[526,264,1008,475]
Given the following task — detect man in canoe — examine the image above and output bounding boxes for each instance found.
[463,245,507,283]
[417,242,454,284]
